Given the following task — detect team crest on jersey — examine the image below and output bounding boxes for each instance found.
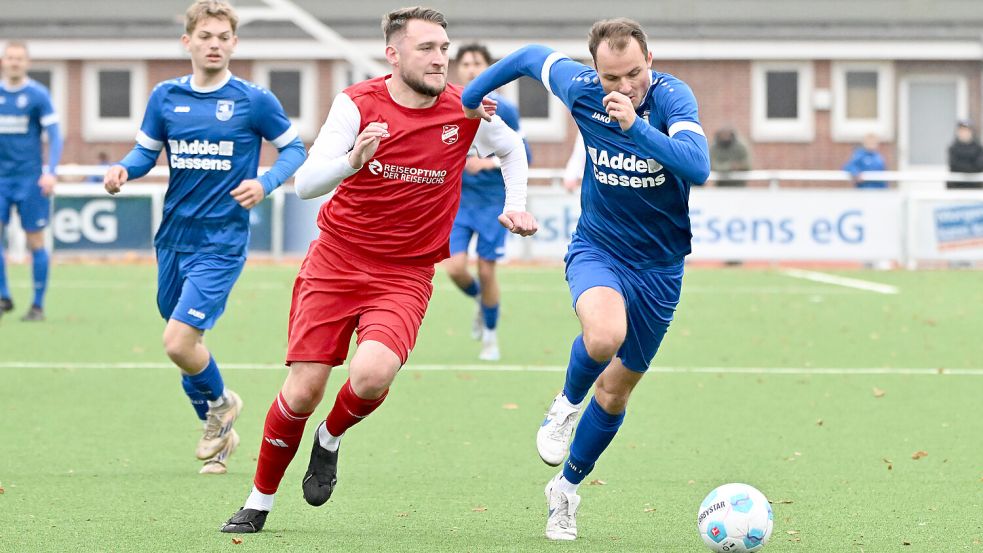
[441,125,459,145]
[215,100,235,121]
[16,94,28,109]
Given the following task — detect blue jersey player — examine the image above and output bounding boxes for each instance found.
[445,43,529,362]
[0,41,63,322]
[463,18,710,540]
[103,0,306,475]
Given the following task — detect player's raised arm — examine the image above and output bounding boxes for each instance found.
[106,84,168,194]
[472,116,537,236]
[293,93,366,200]
[462,45,591,113]
[618,81,710,185]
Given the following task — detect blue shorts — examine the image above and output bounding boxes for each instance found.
[449,204,507,261]
[564,237,683,373]
[156,248,246,331]
[0,174,50,232]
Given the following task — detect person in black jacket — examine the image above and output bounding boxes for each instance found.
[947,120,983,189]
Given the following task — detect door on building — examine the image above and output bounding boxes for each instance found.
[899,76,968,189]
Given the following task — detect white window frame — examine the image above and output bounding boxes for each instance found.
[82,61,147,141]
[831,61,894,142]
[751,61,814,143]
[499,79,567,142]
[27,61,68,137]
[253,61,318,141]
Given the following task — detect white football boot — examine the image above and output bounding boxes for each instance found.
[536,392,583,466]
[544,473,580,541]
[196,390,243,459]
[200,428,240,475]
[478,327,500,361]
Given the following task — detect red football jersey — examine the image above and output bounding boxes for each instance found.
[318,76,482,266]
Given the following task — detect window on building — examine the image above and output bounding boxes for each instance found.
[752,62,814,142]
[83,62,146,141]
[254,62,316,140]
[832,62,894,142]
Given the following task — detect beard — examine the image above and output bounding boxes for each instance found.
[400,67,446,97]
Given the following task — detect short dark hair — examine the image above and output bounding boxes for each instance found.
[587,18,648,62]
[3,40,28,56]
[456,43,493,65]
[381,6,448,44]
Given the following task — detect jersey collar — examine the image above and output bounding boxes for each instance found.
[1,78,30,93]
[190,70,232,94]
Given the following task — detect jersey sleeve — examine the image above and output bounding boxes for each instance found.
[293,93,361,199]
[250,88,299,149]
[462,45,593,112]
[624,80,710,185]
[135,84,168,151]
[37,88,59,128]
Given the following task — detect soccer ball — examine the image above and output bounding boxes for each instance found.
[697,483,773,552]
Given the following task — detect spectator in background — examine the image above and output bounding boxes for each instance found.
[709,126,750,187]
[947,119,983,189]
[86,151,110,183]
[842,133,887,189]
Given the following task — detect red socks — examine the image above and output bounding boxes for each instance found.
[324,379,389,437]
[253,392,312,494]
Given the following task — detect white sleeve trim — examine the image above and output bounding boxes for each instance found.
[668,121,705,138]
[294,93,361,200]
[563,132,586,182]
[271,125,299,149]
[540,52,567,96]
[40,113,59,127]
[136,130,164,151]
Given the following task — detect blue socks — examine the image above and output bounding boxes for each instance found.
[562,334,610,405]
[563,397,625,484]
[31,248,48,309]
[185,356,225,401]
[461,279,480,298]
[0,240,9,299]
[181,375,209,421]
[480,303,499,330]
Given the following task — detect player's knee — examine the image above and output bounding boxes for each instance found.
[349,369,394,399]
[285,384,325,413]
[162,331,193,364]
[582,328,625,361]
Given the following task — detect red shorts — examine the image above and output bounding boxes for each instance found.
[286,233,435,367]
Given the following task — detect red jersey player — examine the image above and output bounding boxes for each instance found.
[221,7,537,533]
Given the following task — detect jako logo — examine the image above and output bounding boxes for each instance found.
[187,308,206,320]
[52,200,118,244]
[368,159,383,175]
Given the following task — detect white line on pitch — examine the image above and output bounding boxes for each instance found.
[780,269,899,295]
[0,361,976,375]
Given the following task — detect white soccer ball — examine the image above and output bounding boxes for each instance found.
[697,483,774,552]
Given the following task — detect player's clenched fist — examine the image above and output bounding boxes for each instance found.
[230,179,265,209]
[498,210,538,237]
[103,165,129,195]
[602,91,636,132]
[348,122,389,170]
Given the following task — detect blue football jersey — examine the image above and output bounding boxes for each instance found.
[460,92,524,208]
[135,73,297,255]
[545,60,708,267]
[463,46,710,268]
[0,79,57,177]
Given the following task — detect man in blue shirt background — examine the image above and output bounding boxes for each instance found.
[445,43,529,362]
[103,0,306,475]
[843,132,887,188]
[463,18,709,541]
[0,40,62,322]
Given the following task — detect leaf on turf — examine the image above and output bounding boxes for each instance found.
[456,373,475,381]
[501,403,519,410]
[936,367,945,374]
[902,541,911,546]
[231,537,243,545]
[771,499,793,504]
[396,512,409,517]
[911,450,928,460]
[471,506,487,513]
[587,479,606,486]
[643,507,656,513]
[0,484,4,494]
[787,530,800,535]
[816,419,824,426]
[687,480,696,485]
[873,387,886,398]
